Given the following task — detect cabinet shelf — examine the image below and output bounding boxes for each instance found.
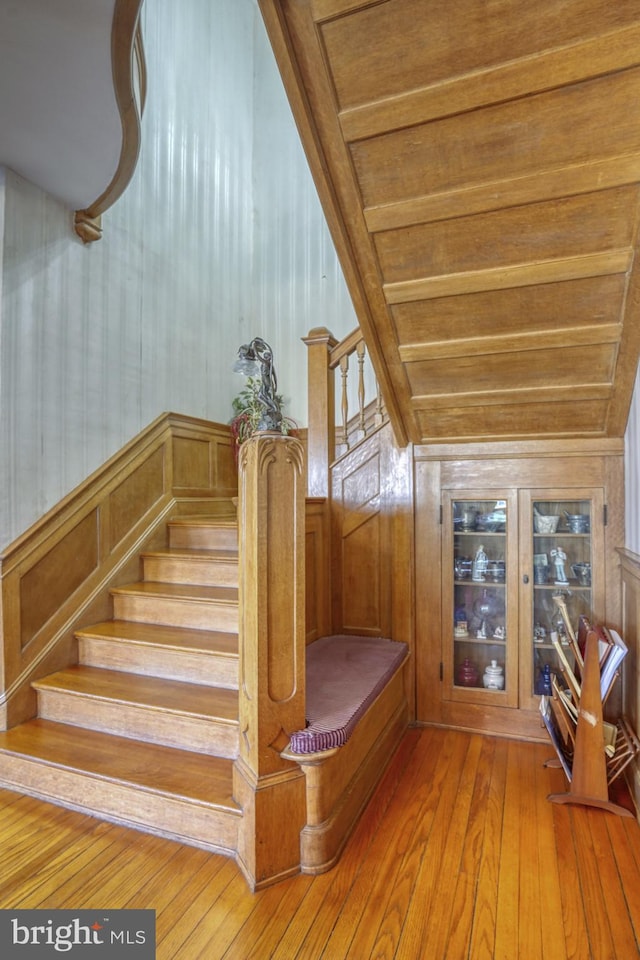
[533,583,591,592]
[455,531,505,537]
[453,579,505,587]
[533,533,591,541]
[533,640,572,652]
[453,635,507,646]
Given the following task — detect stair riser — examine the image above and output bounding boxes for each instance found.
[143,555,238,587]
[36,690,239,759]
[0,756,239,854]
[78,637,239,689]
[169,526,238,550]
[112,594,239,632]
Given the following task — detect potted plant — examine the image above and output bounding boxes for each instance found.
[230,371,296,459]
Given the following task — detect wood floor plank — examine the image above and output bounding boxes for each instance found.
[494,740,522,959]
[74,834,189,909]
[583,808,638,958]
[220,876,314,960]
[344,729,459,960]
[209,876,312,960]
[0,811,113,904]
[390,730,472,959]
[319,726,443,960]
[124,844,215,912]
[570,807,619,959]
[419,733,486,959]
[1,728,640,960]
[21,827,153,910]
[605,815,640,947]
[153,854,236,950]
[466,735,508,960]
[552,802,591,960]
[517,739,543,960]
[444,735,498,960]
[533,745,567,960]
[160,863,249,959]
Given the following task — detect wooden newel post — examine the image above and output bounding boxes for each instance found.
[233,432,307,889]
[303,327,337,498]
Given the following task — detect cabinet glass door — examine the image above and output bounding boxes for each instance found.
[523,492,603,710]
[443,493,518,707]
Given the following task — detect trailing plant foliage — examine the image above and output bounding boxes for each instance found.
[230,377,296,454]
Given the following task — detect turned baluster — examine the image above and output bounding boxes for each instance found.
[356,340,367,437]
[339,354,350,449]
[375,382,385,426]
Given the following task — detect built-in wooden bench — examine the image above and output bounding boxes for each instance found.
[282,635,410,874]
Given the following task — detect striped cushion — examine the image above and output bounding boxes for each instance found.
[288,635,408,755]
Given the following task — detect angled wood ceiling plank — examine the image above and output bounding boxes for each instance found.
[340,23,640,142]
[412,384,612,411]
[390,275,625,348]
[351,70,640,209]
[318,0,640,110]
[398,323,622,364]
[384,252,632,305]
[366,156,640,234]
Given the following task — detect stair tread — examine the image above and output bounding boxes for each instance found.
[111,582,238,602]
[169,517,237,528]
[0,719,239,809]
[77,620,238,656]
[141,547,238,561]
[33,666,238,722]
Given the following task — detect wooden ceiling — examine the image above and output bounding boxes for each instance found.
[258,0,640,446]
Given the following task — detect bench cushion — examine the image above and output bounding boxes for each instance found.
[288,635,408,755]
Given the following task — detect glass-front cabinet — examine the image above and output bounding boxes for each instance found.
[442,486,605,714]
[519,488,604,711]
[442,491,519,707]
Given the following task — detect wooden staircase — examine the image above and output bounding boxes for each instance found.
[0,514,244,856]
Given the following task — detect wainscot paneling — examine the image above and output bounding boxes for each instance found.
[625,366,640,553]
[620,547,640,818]
[329,421,415,717]
[305,497,331,644]
[0,413,237,729]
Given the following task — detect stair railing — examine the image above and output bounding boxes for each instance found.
[303,326,387,498]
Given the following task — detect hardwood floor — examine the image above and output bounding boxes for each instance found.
[1,726,640,959]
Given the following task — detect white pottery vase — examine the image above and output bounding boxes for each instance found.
[483,659,505,690]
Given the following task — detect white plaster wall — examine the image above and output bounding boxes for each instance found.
[625,366,640,554]
[0,0,356,549]
[252,14,356,423]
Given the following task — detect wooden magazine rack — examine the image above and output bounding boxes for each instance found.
[544,627,638,817]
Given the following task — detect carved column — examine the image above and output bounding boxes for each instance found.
[233,433,307,889]
[303,327,337,498]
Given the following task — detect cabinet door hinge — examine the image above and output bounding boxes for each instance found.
[439,661,443,681]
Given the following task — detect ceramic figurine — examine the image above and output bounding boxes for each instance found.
[550,546,569,584]
[472,544,488,581]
